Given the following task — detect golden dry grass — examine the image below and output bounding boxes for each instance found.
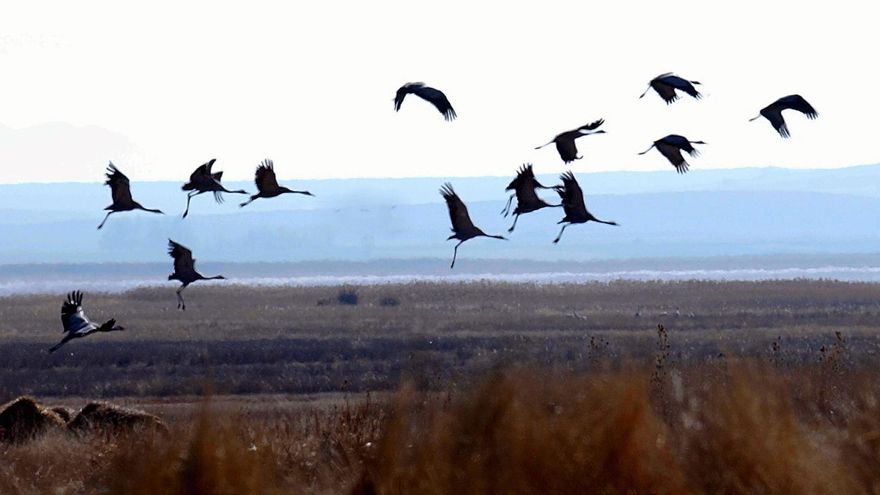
[1,363,880,494]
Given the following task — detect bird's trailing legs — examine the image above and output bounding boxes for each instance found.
[552,224,570,244]
[182,191,200,218]
[508,214,520,233]
[97,211,114,230]
[500,194,515,216]
[176,286,186,310]
[450,240,464,269]
[48,335,73,354]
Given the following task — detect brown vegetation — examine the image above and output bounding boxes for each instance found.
[0,281,878,492]
[357,363,880,495]
[0,396,65,444]
[4,363,880,494]
[67,401,168,436]
[50,405,74,422]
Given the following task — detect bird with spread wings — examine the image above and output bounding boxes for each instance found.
[553,171,618,244]
[394,82,457,121]
[181,158,248,218]
[441,183,506,269]
[535,119,606,164]
[167,239,226,310]
[97,162,164,229]
[49,291,124,354]
[239,159,313,207]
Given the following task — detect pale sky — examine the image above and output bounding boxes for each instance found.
[0,1,877,183]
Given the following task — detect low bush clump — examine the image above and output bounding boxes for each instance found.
[337,288,359,306]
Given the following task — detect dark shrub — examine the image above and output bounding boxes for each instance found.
[337,288,359,306]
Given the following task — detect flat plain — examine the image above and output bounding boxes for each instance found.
[2,280,880,494]
[1,280,878,397]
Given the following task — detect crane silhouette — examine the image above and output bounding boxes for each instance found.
[167,239,226,310]
[49,291,124,353]
[239,159,314,207]
[440,183,506,269]
[394,82,457,121]
[97,162,164,229]
[638,135,706,173]
[181,158,248,218]
[639,73,702,104]
[535,119,606,164]
[553,171,618,244]
[749,94,818,138]
[503,164,561,233]
[500,163,554,216]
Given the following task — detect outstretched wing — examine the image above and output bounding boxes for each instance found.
[577,119,604,132]
[168,239,196,274]
[254,159,280,193]
[557,171,586,217]
[105,162,133,205]
[61,290,96,334]
[779,94,818,119]
[411,84,457,121]
[189,158,217,183]
[656,142,690,174]
[659,74,702,100]
[440,183,476,233]
[650,78,679,104]
[393,83,419,112]
[505,164,537,191]
[760,105,790,138]
[512,164,546,203]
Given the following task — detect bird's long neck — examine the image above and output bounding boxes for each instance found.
[593,218,618,226]
[99,319,124,332]
[637,144,655,155]
[748,115,762,122]
[282,187,313,196]
[221,185,248,194]
[136,203,164,214]
[203,275,226,280]
[482,234,507,240]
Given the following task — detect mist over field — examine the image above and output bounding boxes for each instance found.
[2,164,879,268]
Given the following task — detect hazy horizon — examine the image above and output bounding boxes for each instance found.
[3,160,880,186]
[2,164,878,267]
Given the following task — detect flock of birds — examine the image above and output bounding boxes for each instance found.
[47,74,819,353]
[427,75,818,267]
